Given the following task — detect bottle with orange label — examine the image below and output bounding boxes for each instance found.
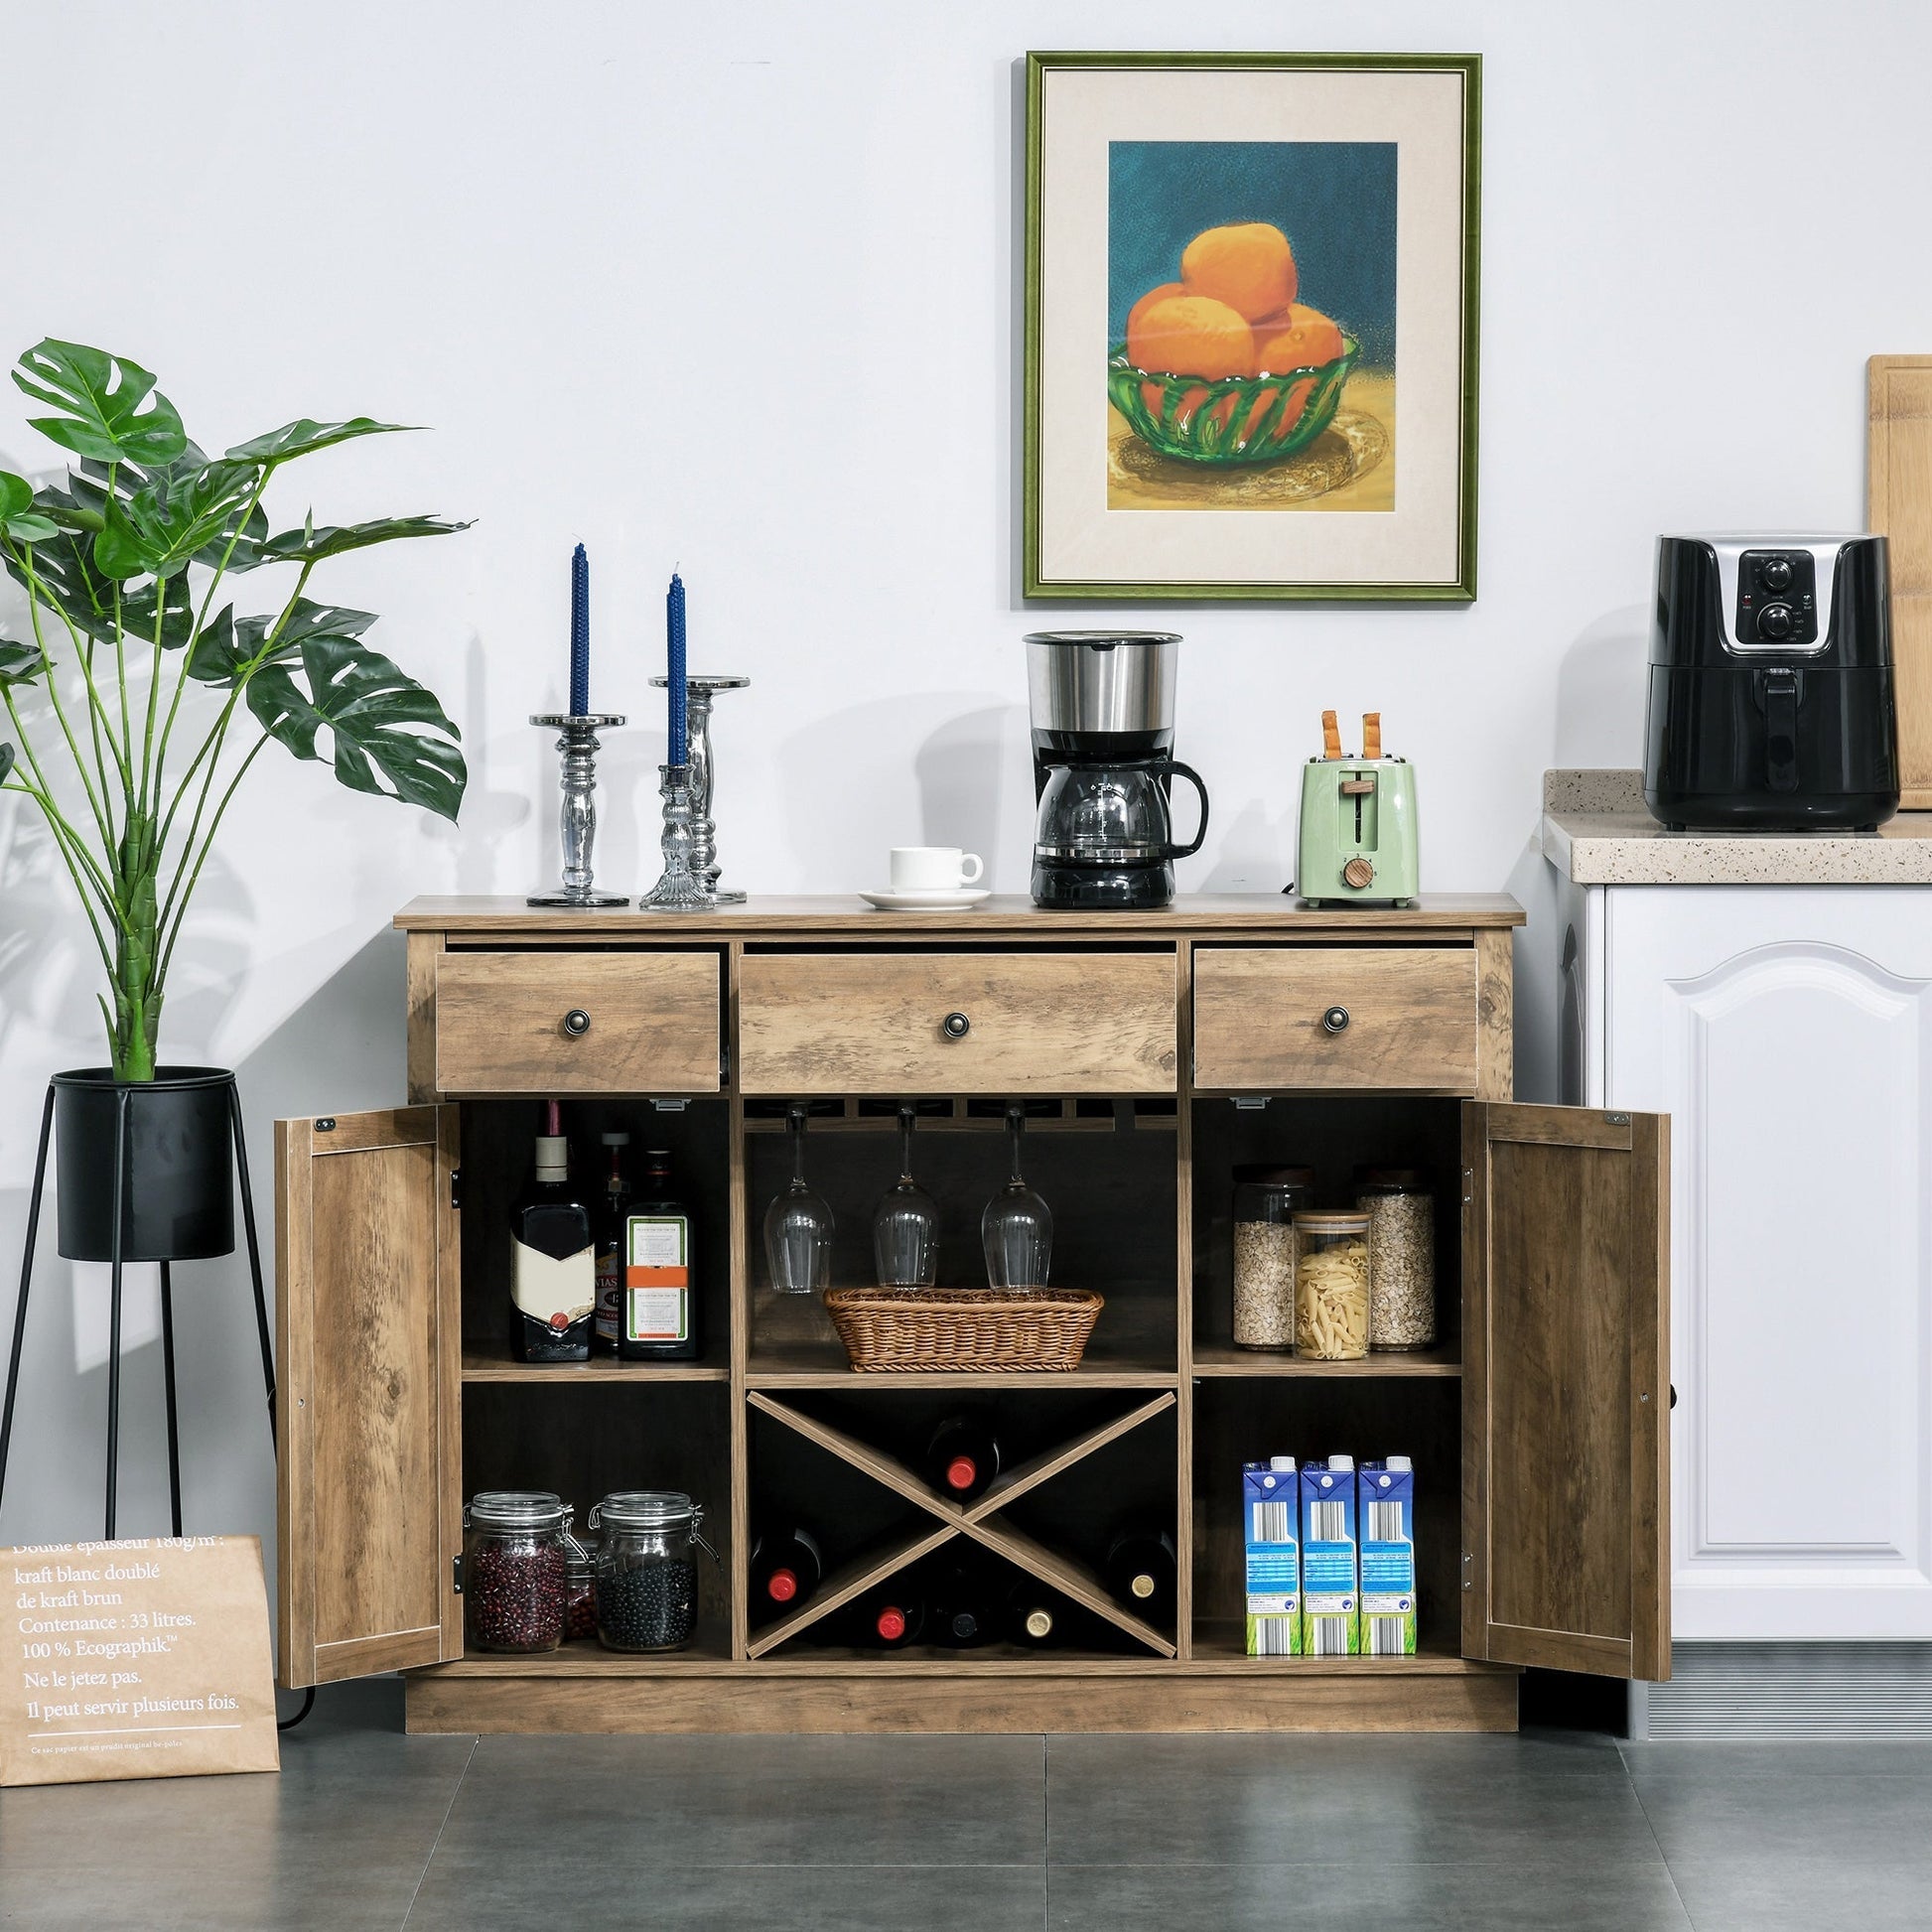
[619,1148,699,1360]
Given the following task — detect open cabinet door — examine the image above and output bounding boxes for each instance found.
[276,1106,462,1687]
[1462,1103,1671,1681]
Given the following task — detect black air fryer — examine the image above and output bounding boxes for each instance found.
[1644,534,1899,830]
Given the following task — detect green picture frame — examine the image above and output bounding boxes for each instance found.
[1023,50,1482,603]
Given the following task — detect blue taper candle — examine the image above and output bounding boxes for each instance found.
[667,570,688,764]
[569,543,591,716]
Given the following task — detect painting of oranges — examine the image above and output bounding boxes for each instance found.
[1106,141,1397,512]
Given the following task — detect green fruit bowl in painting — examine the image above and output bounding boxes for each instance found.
[1107,332,1359,466]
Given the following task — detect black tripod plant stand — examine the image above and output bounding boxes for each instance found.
[0,1067,276,1540]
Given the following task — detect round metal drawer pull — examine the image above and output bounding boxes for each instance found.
[563,1009,592,1037]
[1321,1006,1350,1035]
[942,1012,971,1039]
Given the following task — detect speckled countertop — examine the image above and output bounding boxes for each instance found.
[1542,769,1932,885]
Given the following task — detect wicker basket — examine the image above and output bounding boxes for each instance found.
[822,1288,1104,1373]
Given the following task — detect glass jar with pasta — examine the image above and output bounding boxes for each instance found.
[1291,1210,1370,1360]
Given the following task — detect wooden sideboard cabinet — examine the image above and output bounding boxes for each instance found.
[273,895,1670,1734]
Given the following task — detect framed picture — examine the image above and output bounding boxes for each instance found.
[1023,51,1481,602]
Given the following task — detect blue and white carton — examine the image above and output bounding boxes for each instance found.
[1358,1456,1417,1657]
[1243,1456,1301,1656]
[1300,1455,1359,1656]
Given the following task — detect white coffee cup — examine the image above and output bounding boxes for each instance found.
[890,846,985,893]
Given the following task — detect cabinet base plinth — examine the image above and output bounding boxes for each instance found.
[405,1668,1519,1734]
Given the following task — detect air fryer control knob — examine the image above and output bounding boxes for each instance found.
[1760,556,1794,593]
[1758,602,1796,641]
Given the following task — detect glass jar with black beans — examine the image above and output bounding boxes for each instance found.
[590,1490,711,1652]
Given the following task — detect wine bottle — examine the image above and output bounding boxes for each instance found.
[592,1131,633,1353]
[508,1100,596,1363]
[853,1586,926,1649]
[928,1561,996,1648]
[927,1413,1002,1502]
[1005,1579,1058,1647]
[1105,1527,1176,1619]
[751,1526,823,1610]
[620,1147,699,1361]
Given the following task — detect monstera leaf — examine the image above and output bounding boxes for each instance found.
[0,637,42,686]
[94,459,263,581]
[246,634,465,821]
[6,522,195,650]
[247,514,471,566]
[13,340,188,468]
[0,472,59,544]
[186,597,377,687]
[225,418,418,465]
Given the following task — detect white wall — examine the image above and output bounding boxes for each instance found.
[0,0,1919,1555]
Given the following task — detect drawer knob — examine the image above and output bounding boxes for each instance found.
[1321,1005,1350,1035]
[562,1009,592,1037]
[942,1011,972,1040]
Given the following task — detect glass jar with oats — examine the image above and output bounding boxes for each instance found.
[1291,1210,1370,1360]
[1355,1168,1437,1351]
[1231,1166,1313,1350]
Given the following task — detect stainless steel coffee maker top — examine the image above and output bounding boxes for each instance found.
[1024,631,1179,737]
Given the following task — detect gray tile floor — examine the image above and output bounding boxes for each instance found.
[3,1683,1931,1929]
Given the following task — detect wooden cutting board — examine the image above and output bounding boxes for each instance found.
[1866,355,1932,809]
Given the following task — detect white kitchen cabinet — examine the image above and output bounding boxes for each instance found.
[1557,879,1932,1641]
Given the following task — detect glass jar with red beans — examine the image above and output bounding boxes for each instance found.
[463,1490,574,1653]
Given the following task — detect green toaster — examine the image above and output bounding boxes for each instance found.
[1296,711,1420,907]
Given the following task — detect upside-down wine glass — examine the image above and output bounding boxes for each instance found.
[763,1103,834,1294]
[873,1104,939,1289]
[981,1101,1052,1289]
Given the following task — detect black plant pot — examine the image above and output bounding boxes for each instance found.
[53,1066,236,1263]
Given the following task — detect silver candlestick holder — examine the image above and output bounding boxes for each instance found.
[527,713,628,907]
[650,673,750,902]
[640,761,714,910]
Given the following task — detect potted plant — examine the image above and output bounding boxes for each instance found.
[0,338,468,1260]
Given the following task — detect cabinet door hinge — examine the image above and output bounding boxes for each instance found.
[450,1167,463,1211]
[452,1554,464,1595]
[1460,1551,1473,1591]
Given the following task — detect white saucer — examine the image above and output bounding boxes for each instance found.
[860,888,992,911]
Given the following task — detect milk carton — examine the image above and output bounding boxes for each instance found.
[1300,1455,1359,1656]
[1242,1456,1301,1656]
[1358,1456,1417,1657]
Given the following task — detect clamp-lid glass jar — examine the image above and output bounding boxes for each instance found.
[1355,1167,1437,1351]
[464,1490,574,1654]
[564,1530,600,1642]
[1292,1210,1371,1359]
[591,1490,708,1652]
[1232,1166,1314,1351]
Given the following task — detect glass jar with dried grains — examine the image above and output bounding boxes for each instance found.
[1231,1166,1313,1350]
[1355,1168,1437,1350]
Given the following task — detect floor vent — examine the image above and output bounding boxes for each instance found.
[1631,1643,1932,1740]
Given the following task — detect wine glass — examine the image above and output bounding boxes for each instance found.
[982,1102,1052,1289]
[873,1104,939,1289]
[763,1104,834,1294]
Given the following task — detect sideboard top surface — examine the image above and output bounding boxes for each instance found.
[393,893,1526,936]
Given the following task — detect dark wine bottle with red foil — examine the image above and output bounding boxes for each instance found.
[853,1586,926,1649]
[926,1414,1001,1503]
[509,1099,595,1363]
[751,1526,823,1613]
[1104,1527,1176,1620]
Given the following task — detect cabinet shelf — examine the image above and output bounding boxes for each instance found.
[1187,1622,1504,1675]
[461,1343,730,1384]
[1188,1342,1462,1379]
[747,1334,1176,1391]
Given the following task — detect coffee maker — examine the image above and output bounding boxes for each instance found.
[1025,631,1209,909]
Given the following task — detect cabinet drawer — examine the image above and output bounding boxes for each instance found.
[1193,946,1477,1092]
[738,952,1177,1094]
[434,951,720,1093]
